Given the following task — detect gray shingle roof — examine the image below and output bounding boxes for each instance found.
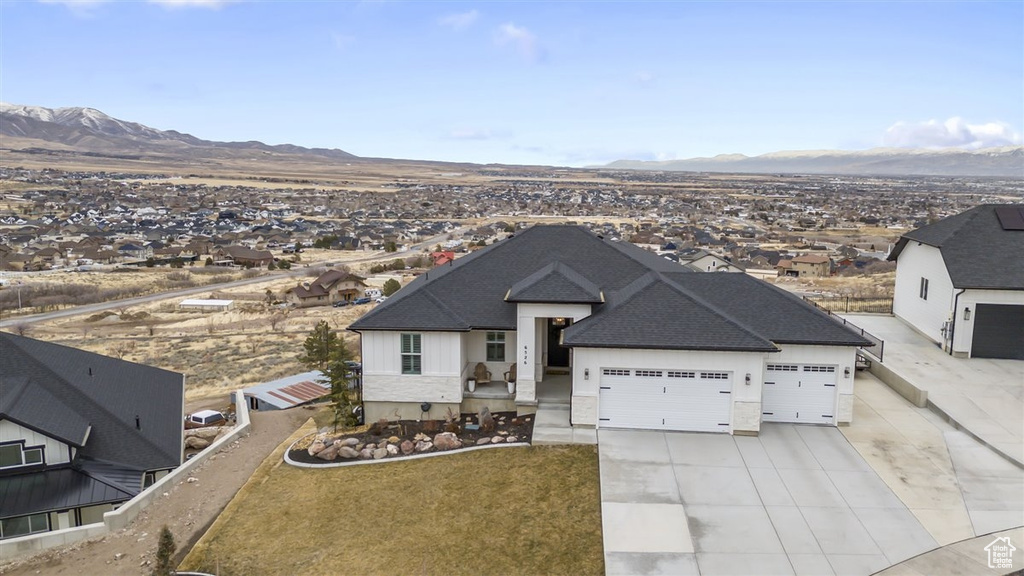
[0,333,184,472]
[350,225,871,350]
[888,204,1024,290]
[0,376,91,447]
[506,262,603,303]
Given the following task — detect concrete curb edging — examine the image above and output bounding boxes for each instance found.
[283,434,529,468]
[868,361,928,407]
[0,390,251,561]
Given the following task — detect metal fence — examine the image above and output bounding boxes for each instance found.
[803,297,886,361]
[804,296,893,314]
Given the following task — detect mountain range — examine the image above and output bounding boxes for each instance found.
[1,103,1020,177]
[0,103,356,163]
[601,147,1023,178]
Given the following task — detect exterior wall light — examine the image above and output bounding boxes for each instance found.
[584,368,590,380]
[964,307,971,321]
[744,373,751,385]
[844,367,851,378]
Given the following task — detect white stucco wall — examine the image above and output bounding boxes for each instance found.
[769,344,858,424]
[516,303,593,403]
[571,347,770,432]
[954,289,1024,356]
[361,331,464,403]
[893,242,954,345]
[0,419,71,466]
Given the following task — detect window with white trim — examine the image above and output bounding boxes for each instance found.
[803,366,836,373]
[485,331,506,362]
[667,371,695,378]
[919,277,929,300]
[635,370,663,378]
[701,372,730,380]
[400,333,421,375]
[0,513,49,539]
[602,369,630,376]
[0,443,43,469]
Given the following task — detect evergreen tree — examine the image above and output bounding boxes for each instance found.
[152,526,176,576]
[382,278,401,297]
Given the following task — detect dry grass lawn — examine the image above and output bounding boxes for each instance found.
[179,425,604,576]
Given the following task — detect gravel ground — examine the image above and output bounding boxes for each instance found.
[0,408,310,576]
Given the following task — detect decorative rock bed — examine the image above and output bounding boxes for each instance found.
[287,410,534,465]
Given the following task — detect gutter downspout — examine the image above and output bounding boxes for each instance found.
[949,288,966,356]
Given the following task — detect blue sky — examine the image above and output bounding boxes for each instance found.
[1,1,1022,166]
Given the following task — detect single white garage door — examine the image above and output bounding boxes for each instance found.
[762,364,836,424]
[598,368,732,433]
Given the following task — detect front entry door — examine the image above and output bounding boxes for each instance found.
[547,318,572,367]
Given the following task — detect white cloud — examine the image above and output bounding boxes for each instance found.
[495,22,544,62]
[438,9,478,30]
[883,117,1022,149]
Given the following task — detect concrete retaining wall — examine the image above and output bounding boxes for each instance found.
[0,390,251,561]
[868,362,928,408]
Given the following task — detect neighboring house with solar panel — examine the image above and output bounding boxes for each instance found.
[0,334,184,540]
[888,204,1024,360]
[349,225,873,436]
[242,371,331,411]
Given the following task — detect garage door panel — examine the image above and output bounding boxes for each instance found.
[972,304,1024,360]
[762,364,836,424]
[599,369,732,433]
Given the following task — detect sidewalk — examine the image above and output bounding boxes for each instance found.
[843,314,1024,468]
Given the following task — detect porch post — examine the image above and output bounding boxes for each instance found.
[516,312,537,403]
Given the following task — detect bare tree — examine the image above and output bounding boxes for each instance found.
[110,340,136,360]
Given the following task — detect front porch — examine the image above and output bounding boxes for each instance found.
[461,372,572,415]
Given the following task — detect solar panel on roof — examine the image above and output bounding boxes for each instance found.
[995,205,1024,231]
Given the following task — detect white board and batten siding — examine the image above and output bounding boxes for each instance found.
[598,368,733,433]
[0,419,72,465]
[360,331,464,403]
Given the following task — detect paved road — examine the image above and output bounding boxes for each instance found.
[0,227,466,329]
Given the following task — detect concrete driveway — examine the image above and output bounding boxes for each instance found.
[599,424,938,576]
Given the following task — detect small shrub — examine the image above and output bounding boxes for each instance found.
[422,419,440,434]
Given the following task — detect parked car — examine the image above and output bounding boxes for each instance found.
[332,300,350,308]
[352,297,372,305]
[374,296,388,303]
[344,360,362,374]
[185,409,226,429]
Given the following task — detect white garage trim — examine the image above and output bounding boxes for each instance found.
[762,363,837,424]
[598,367,732,433]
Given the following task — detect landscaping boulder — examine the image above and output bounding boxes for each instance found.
[432,432,462,451]
[185,436,210,450]
[476,437,491,445]
[387,436,400,444]
[414,441,433,453]
[185,426,225,441]
[308,439,327,456]
[377,440,388,450]
[491,436,504,444]
[339,438,359,447]
[372,447,388,460]
[400,440,415,455]
[414,433,430,442]
[359,448,375,460]
[316,445,340,461]
[507,436,518,443]
[386,444,399,455]
[479,407,495,432]
[337,446,360,459]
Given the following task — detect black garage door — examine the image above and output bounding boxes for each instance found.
[972,304,1024,360]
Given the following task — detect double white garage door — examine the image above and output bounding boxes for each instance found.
[598,369,733,433]
[598,363,838,433]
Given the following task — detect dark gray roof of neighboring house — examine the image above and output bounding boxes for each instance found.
[506,262,603,304]
[0,468,134,519]
[0,375,91,447]
[350,225,870,350]
[0,334,184,473]
[888,204,1024,290]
